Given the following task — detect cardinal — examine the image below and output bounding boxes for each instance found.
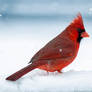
[6,13,89,81]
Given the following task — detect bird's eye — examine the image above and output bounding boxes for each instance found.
[77,28,85,33]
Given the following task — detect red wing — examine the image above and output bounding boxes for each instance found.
[29,37,75,63]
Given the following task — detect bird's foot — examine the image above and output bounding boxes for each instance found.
[57,70,62,73]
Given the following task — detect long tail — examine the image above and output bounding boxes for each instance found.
[6,64,36,81]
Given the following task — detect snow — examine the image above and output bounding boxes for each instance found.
[59,49,62,52]
[88,8,92,15]
[0,14,2,17]
[1,70,92,92]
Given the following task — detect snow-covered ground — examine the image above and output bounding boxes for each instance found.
[1,70,92,92]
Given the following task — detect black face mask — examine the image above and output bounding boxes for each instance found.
[77,28,85,43]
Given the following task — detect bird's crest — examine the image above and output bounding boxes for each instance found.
[70,13,84,29]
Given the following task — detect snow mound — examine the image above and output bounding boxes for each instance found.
[1,70,92,92]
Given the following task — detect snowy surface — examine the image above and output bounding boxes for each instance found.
[1,70,92,92]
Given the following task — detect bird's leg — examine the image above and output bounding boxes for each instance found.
[57,70,62,73]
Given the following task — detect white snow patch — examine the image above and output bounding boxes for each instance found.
[88,8,92,14]
[2,70,92,92]
[59,48,62,52]
[0,14,2,17]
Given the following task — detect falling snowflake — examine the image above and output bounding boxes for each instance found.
[0,14,2,17]
[59,49,62,52]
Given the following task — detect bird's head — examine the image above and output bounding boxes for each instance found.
[66,13,89,43]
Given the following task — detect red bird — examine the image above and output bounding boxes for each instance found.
[6,13,89,81]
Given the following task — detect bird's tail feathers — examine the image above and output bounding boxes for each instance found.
[6,64,36,81]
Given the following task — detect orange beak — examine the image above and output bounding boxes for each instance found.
[81,32,89,38]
